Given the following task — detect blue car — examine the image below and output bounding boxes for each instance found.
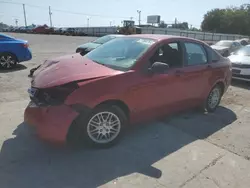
[0,33,32,69]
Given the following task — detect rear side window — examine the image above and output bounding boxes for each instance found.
[205,46,221,62]
[234,42,241,47]
[184,42,207,65]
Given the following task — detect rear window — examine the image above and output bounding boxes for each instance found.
[205,46,221,62]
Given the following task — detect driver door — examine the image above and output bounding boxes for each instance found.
[127,41,189,123]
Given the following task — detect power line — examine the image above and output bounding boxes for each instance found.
[0,1,22,5]
[51,8,130,19]
[0,1,131,19]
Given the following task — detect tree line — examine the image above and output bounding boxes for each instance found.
[201,4,250,35]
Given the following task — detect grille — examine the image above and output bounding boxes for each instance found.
[30,89,49,106]
[30,88,60,106]
[232,74,250,79]
[232,63,250,68]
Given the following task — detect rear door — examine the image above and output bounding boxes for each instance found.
[179,41,211,105]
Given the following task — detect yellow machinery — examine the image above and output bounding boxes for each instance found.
[117,20,141,35]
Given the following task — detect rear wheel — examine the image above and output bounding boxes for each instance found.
[0,53,17,69]
[204,85,222,112]
[69,105,127,148]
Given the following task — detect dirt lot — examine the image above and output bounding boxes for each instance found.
[0,33,250,188]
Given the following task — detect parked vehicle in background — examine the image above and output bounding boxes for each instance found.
[53,27,62,34]
[228,45,250,82]
[24,35,231,147]
[18,27,27,33]
[76,34,124,55]
[117,20,141,35]
[64,28,77,36]
[28,34,124,77]
[0,33,32,69]
[25,25,36,33]
[235,38,249,46]
[32,25,54,34]
[75,29,87,36]
[211,40,242,57]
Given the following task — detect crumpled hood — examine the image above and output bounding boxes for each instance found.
[228,55,250,64]
[32,53,121,88]
[77,42,101,50]
[211,45,229,51]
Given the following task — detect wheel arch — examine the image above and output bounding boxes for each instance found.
[211,80,225,95]
[0,51,19,62]
[95,99,130,120]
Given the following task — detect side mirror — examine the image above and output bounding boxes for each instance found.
[148,62,169,74]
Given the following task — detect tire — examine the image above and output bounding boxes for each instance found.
[0,53,17,69]
[69,105,127,148]
[204,85,222,112]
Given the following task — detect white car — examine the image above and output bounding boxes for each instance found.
[211,40,242,57]
[228,45,250,81]
[236,38,250,46]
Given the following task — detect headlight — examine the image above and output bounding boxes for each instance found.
[31,82,79,106]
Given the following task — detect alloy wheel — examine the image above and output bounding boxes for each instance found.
[208,87,221,109]
[87,111,121,144]
[0,55,16,69]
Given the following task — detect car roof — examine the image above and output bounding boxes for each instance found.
[218,40,234,42]
[108,34,124,37]
[123,34,203,42]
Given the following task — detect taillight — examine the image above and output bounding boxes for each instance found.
[22,43,29,48]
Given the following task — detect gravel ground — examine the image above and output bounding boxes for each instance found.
[0,33,250,188]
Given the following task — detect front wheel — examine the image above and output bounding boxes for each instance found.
[0,53,17,69]
[71,105,127,148]
[204,85,222,112]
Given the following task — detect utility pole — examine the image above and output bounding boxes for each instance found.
[23,4,27,27]
[15,19,18,27]
[137,10,141,26]
[87,17,90,27]
[49,6,52,27]
[110,21,112,27]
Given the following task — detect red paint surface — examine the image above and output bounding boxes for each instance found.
[24,104,78,143]
[25,35,232,144]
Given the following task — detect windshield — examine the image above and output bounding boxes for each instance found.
[86,37,156,71]
[234,46,250,56]
[215,41,232,47]
[93,35,116,44]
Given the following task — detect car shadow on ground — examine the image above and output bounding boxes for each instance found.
[0,106,236,188]
[0,64,27,73]
[231,79,250,90]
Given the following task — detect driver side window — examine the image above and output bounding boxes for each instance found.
[150,42,183,69]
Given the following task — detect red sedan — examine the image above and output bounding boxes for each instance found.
[24,35,232,147]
